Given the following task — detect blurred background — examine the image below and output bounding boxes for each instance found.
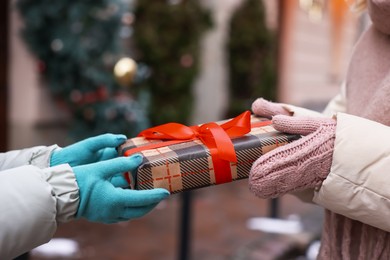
[0,0,369,259]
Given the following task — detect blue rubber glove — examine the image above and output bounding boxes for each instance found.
[73,154,170,223]
[50,133,127,167]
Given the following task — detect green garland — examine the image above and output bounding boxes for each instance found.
[17,0,270,138]
[227,0,277,118]
[16,0,149,140]
[133,0,212,125]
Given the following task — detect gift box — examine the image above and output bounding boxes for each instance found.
[118,111,301,194]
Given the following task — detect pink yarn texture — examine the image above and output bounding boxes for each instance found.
[249,115,336,199]
[251,98,291,118]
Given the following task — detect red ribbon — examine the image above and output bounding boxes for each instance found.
[124,111,271,185]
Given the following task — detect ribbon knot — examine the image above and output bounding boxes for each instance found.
[124,110,262,186]
[138,111,252,163]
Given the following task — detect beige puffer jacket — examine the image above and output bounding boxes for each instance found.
[281,85,390,233]
[279,0,390,258]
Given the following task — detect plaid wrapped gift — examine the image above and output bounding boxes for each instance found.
[118,111,300,194]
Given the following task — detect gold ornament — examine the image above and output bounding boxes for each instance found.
[114,57,138,87]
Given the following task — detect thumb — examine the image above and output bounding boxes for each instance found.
[81,133,127,151]
[251,98,291,118]
[272,115,336,135]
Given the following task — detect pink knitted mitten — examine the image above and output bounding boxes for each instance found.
[249,115,336,199]
[251,98,291,118]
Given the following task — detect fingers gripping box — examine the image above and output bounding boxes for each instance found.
[118,111,300,194]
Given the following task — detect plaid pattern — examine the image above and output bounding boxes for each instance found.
[118,117,301,194]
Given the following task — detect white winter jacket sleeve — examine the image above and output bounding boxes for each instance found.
[0,145,57,170]
[284,82,390,232]
[314,113,390,232]
[0,146,79,260]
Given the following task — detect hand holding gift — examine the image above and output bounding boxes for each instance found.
[251,98,292,117]
[50,133,127,167]
[72,155,170,224]
[249,115,336,199]
[251,97,327,118]
[119,111,301,194]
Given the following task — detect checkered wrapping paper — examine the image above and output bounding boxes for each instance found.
[118,116,301,194]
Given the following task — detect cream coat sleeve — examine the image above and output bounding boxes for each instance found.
[313,113,390,232]
[278,103,326,118]
[322,81,347,116]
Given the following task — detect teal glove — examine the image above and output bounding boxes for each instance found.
[51,133,127,167]
[73,154,170,223]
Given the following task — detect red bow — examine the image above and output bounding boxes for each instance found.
[124,111,269,185]
[138,110,252,163]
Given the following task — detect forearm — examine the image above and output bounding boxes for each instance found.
[314,113,390,232]
[0,165,79,259]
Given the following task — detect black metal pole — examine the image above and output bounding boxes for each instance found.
[266,0,286,221]
[178,191,192,260]
[269,198,279,219]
